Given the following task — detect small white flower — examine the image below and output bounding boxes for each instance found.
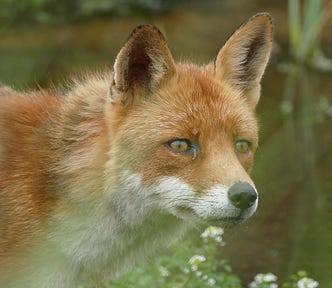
[253,273,264,284]
[191,265,198,272]
[159,266,170,277]
[253,273,278,284]
[203,274,209,280]
[249,282,259,288]
[207,278,216,286]
[189,255,206,266]
[262,273,278,283]
[196,270,202,277]
[182,268,190,274]
[215,236,223,243]
[297,277,319,288]
[250,273,278,288]
[201,226,224,241]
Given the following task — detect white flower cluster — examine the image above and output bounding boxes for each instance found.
[200,226,225,244]
[186,254,216,286]
[188,254,206,271]
[249,273,278,288]
[297,277,319,288]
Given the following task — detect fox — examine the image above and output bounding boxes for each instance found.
[0,13,273,288]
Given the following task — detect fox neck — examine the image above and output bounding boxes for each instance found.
[49,186,190,286]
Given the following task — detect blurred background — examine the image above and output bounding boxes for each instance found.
[0,0,331,287]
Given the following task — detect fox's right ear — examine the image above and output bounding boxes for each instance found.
[111,24,176,103]
[214,13,273,109]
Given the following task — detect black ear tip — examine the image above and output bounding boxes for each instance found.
[132,23,161,32]
[252,12,273,21]
[249,12,273,24]
[128,24,166,42]
[250,12,274,30]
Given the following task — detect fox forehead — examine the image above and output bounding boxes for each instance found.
[121,64,258,143]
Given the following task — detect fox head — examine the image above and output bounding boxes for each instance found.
[105,13,273,228]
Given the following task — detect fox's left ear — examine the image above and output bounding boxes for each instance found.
[215,13,273,109]
[111,24,176,103]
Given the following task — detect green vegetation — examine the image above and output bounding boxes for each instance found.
[282,0,332,117]
[107,226,319,288]
[0,0,170,24]
[288,0,332,70]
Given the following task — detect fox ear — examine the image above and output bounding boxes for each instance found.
[215,13,273,108]
[112,24,176,101]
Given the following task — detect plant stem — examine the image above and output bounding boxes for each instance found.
[288,0,301,57]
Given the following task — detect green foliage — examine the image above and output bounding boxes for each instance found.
[107,226,319,288]
[0,0,170,24]
[288,0,332,70]
[109,226,241,288]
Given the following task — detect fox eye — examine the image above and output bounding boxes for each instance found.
[235,140,251,154]
[165,139,198,160]
[169,140,189,152]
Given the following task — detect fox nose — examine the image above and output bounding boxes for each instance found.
[228,182,257,210]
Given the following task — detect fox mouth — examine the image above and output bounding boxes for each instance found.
[206,216,248,229]
[205,206,256,228]
[174,205,250,228]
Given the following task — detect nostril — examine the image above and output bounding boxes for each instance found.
[228,182,257,210]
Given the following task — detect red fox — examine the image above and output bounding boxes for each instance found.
[0,13,273,287]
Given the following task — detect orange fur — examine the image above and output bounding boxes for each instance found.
[0,14,273,287]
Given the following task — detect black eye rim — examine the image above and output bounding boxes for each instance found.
[164,138,199,159]
[234,139,252,154]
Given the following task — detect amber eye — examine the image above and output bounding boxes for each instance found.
[235,140,251,154]
[169,140,189,152]
[165,139,198,159]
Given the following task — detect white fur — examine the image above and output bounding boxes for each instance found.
[196,184,258,220]
[153,177,258,222]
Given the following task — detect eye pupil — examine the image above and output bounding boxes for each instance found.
[235,140,250,154]
[170,140,188,152]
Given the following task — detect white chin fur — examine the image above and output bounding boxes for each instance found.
[123,173,259,223]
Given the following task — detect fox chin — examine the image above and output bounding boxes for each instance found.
[0,13,273,288]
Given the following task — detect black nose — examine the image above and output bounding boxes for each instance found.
[228,182,257,210]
